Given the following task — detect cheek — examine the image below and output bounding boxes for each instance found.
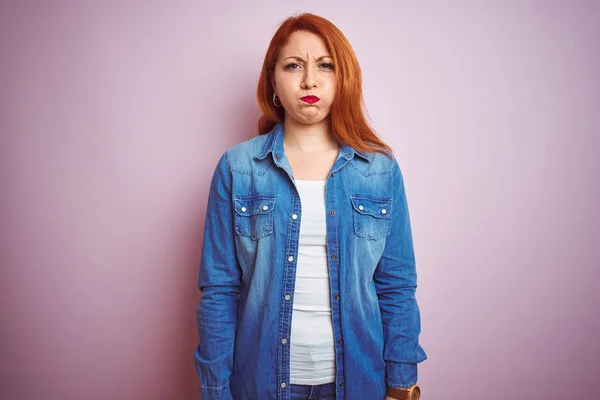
[325,86,336,104]
[276,81,298,100]
[324,78,336,95]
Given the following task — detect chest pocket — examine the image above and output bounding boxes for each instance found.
[234,194,276,240]
[350,195,393,240]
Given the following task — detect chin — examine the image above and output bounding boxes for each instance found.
[299,115,328,125]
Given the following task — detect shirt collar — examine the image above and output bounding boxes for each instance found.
[255,122,372,163]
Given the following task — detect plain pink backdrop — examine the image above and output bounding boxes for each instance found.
[1,1,598,399]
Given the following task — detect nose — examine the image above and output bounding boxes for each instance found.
[302,64,317,89]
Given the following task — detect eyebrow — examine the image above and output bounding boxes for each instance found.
[283,55,333,62]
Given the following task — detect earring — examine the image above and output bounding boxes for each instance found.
[273,93,282,107]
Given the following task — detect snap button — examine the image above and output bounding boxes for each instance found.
[241,207,247,212]
[381,209,387,214]
[329,210,335,216]
[281,338,287,344]
[338,338,343,344]
[285,294,291,300]
[292,214,298,220]
[334,294,340,300]
[263,205,269,211]
[331,254,337,260]
[358,205,364,211]
[288,256,294,262]
[281,382,286,388]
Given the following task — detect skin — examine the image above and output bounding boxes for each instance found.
[271,31,401,399]
[271,30,340,181]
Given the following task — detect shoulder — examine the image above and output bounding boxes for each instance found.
[215,132,273,176]
[225,133,270,160]
[351,149,399,177]
[212,132,271,164]
[370,150,398,169]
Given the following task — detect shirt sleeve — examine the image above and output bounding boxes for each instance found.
[373,156,427,389]
[194,151,240,400]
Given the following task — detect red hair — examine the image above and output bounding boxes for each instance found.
[256,13,392,157]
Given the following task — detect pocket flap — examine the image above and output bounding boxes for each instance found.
[350,196,392,218]
[234,195,277,216]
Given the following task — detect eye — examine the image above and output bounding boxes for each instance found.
[284,63,301,70]
[320,63,334,69]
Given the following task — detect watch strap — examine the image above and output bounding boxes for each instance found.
[386,384,420,400]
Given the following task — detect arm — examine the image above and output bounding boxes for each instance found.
[373,157,427,389]
[194,152,241,400]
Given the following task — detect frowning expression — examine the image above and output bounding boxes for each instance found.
[271,30,336,126]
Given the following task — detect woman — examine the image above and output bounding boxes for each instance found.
[195,13,427,400]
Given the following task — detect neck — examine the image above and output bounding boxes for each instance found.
[282,118,338,153]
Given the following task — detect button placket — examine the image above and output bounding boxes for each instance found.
[278,194,301,396]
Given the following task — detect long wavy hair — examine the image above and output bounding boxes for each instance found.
[256,13,392,156]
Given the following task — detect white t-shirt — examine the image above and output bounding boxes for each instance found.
[289,179,336,385]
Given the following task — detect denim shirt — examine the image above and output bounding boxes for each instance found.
[195,123,427,400]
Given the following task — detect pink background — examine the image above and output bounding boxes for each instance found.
[1,1,598,399]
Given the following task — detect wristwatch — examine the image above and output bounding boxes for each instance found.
[386,384,421,400]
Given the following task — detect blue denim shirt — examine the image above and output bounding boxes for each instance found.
[195,123,427,400]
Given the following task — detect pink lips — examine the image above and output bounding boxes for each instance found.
[301,95,320,104]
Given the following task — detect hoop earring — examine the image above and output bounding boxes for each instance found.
[273,93,282,107]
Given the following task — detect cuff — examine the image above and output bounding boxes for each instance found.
[200,380,233,400]
[386,361,418,389]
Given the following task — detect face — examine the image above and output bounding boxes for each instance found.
[271,30,336,126]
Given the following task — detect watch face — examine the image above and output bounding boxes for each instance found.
[411,387,421,400]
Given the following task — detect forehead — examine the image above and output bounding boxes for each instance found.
[279,30,330,57]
